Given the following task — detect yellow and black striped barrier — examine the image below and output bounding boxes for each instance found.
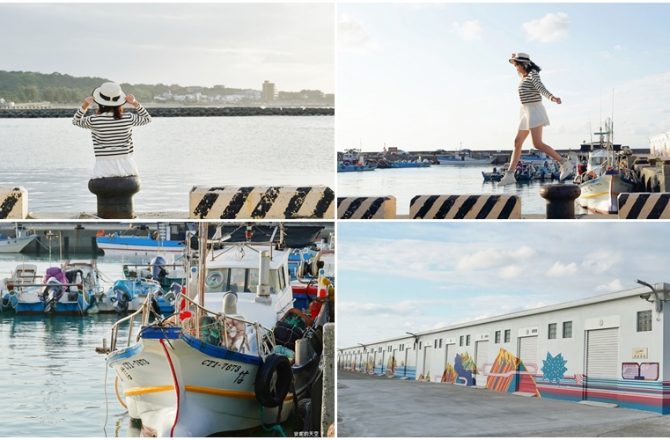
[337,196,396,219]
[410,194,521,219]
[618,193,670,219]
[189,186,334,219]
[0,187,28,219]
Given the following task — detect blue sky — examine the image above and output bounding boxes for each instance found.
[0,3,334,91]
[338,3,670,150]
[337,222,670,348]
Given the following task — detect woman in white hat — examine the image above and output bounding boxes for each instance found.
[72,82,152,180]
[499,53,573,186]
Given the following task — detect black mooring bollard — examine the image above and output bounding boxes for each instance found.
[539,184,581,219]
[88,176,141,219]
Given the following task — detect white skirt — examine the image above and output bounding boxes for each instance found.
[519,102,550,130]
[91,155,140,179]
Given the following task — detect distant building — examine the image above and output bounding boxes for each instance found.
[262,80,275,102]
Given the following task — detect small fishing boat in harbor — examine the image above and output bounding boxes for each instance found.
[574,120,638,214]
[103,223,329,436]
[96,225,186,257]
[0,263,38,312]
[0,226,38,253]
[338,149,377,172]
[14,266,95,315]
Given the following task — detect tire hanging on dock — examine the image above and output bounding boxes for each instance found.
[255,354,293,408]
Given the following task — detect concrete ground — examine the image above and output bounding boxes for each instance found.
[337,370,669,437]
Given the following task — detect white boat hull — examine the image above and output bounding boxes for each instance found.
[97,243,185,257]
[0,235,37,253]
[107,330,179,436]
[578,173,636,214]
[108,329,292,437]
[169,335,292,436]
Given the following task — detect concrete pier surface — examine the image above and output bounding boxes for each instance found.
[337,370,668,437]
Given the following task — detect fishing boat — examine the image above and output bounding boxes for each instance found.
[103,224,326,436]
[0,226,38,253]
[436,149,493,166]
[0,263,38,312]
[96,225,185,257]
[575,120,638,214]
[377,159,431,169]
[338,149,377,172]
[14,266,94,315]
[107,277,178,315]
[482,168,503,182]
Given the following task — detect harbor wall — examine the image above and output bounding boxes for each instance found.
[0,107,334,118]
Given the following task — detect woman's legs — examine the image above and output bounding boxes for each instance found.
[508,130,529,172]
[529,126,562,162]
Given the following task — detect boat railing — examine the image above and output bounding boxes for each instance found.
[175,293,276,360]
[107,293,155,352]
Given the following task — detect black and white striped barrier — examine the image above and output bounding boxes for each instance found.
[618,193,670,219]
[337,196,396,219]
[0,187,28,219]
[189,186,334,219]
[410,194,521,219]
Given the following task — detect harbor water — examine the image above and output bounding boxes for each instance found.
[338,166,587,216]
[0,256,132,437]
[0,116,333,213]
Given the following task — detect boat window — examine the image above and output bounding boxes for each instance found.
[205,269,229,292]
[268,269,281,294]
[246,268,259,293]
[230,268,256,293]
[278,266,286,290]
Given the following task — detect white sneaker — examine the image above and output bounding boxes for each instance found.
[499,170,516,186]
[559,157,574,181]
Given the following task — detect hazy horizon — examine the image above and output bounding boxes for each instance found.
[0,3,334,93]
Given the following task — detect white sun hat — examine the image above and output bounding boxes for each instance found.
[509,52,532,64]
[92,82,126,107]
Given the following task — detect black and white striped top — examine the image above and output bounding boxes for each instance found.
[518,71,554,104]
[72,106,152,157]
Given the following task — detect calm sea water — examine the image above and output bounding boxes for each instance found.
[0,116,333,213]
[338,166,584,216]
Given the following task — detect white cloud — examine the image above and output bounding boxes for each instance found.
[523,12,569,43]
[582,250,622,274]
[456,245,535,271]
[499,265,522,279]
[452,19,483,41]
[596,279,624,292]
[338,13,377,53]
[546,261,578,277]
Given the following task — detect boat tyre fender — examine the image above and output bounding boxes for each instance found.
[255,354,293,408]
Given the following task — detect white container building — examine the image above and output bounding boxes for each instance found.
[339,283,670,414]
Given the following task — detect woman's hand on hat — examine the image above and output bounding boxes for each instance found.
[552,96,562,105]
[82,96,94,109]
[126,94,139,107]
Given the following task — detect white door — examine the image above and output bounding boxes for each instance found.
[430,345,446,382]
[518,336,539,374]
[422,346,432,380]
[406,347,417,380]
[475,340,489,385]
[586,327,619,400]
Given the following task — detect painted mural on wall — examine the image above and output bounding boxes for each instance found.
[366,358,375,373]
[486,348,540,396]
[541,352,568,384]
[441,363,457,383]
[455,352,477,386]
[387,355,397,376]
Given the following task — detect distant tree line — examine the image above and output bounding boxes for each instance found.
[0,70,333,105]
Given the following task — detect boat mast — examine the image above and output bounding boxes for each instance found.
[196,222,208,336]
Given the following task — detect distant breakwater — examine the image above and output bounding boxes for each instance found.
[0,106,334,118]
